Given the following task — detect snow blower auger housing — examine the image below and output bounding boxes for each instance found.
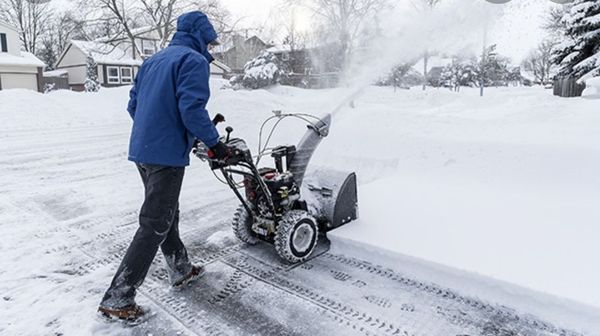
[194,112,358,263]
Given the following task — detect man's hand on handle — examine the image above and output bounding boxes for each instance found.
[208,141,231,161]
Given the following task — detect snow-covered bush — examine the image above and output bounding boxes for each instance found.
[375,64,423,89]
[582,76,600,99]
[440,60,478,91]
[231,51,288,89]
[84,56,101,93]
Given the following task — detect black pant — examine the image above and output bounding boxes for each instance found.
[100,163,192,309]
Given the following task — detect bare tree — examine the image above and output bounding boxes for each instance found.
[288,0,388,68]
[0,0,52,54]
[270,5,309,51]
[194,0,233,37]
[139,0,232,49]
[522,39,557,85]
[139,0,181,49]
[83,0,144,58]
[38,12,87,69]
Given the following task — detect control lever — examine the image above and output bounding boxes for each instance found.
[225,126,233,143]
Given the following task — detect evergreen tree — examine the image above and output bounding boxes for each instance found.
[553,0,600,80]
[84,56,100,92]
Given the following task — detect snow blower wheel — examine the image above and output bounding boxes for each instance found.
[275,210,319,263]
[232,206,260,245]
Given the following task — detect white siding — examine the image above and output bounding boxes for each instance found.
[0,73,37,90]
[97,64,104,84]
[57,44,87,67]
[62,65,86,85]
[0,65,38,73]
[0,25,21,56]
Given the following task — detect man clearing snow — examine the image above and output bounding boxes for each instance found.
[98,11,230,321]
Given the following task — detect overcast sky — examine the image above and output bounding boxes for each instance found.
[219,0,560,63]
[49,0,562,63]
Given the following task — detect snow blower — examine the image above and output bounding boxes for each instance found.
[194,112,358,263]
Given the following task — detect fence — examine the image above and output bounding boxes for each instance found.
[553,77,586,97]
[284,73,340,89]
[42,76,70,91]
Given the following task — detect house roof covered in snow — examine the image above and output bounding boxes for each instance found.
[0,21,18,32]
[43,69,68,77]
[266,45,292,54]
[0,50,45,68]
[213,34,272,54]
[69,40,142,66]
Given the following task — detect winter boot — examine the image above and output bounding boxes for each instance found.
[173,265,205,288]
[98,304,146,321]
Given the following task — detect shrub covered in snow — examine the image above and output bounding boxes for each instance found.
[440,60,478,91]
[582,76,600,99]
[231,51,289,89]
[375,64,423,89]
[84,56,100,93]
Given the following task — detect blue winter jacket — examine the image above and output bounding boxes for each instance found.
[127,11,220,167]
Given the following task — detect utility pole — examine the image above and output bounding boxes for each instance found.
[480,22,488,97]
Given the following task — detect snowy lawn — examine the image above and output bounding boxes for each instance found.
[1,81,599,334]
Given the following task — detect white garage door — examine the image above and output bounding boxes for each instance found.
[0,73,38,91]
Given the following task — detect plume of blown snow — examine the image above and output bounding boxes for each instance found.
[327,0,505,118]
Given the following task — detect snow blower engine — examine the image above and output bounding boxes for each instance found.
[194,112,358,263]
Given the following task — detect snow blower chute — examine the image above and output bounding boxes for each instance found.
[194,112,358,263]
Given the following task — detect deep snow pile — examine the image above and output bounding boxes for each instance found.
[1,81,600,334]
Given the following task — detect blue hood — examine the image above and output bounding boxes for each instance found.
[169,11,217,63]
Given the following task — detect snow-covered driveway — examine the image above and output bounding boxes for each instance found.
[1,83,599,335]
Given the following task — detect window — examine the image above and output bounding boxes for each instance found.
[141,40,156,56]
[0,33,7,53]
[107,66,120,84]
[120,67,133,84]
[143,48,155,56]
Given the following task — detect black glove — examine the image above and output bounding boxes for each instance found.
[208,141,230,161]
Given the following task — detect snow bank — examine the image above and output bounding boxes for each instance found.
[0,87,132,131]
[216,83,600,323]
[582,76,600,99]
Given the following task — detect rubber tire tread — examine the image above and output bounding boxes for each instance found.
[232,206,260,245]
[274,210,319,263]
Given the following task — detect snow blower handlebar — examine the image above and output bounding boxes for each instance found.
[192,114,277,218]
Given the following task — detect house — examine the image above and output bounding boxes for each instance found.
[97,26,231,76]
[56,28,231,91]
[214,34,273,72]
[95,26,163,60]
[413,56,453,86]
[0,22,45,92]
[55,40,142,91]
